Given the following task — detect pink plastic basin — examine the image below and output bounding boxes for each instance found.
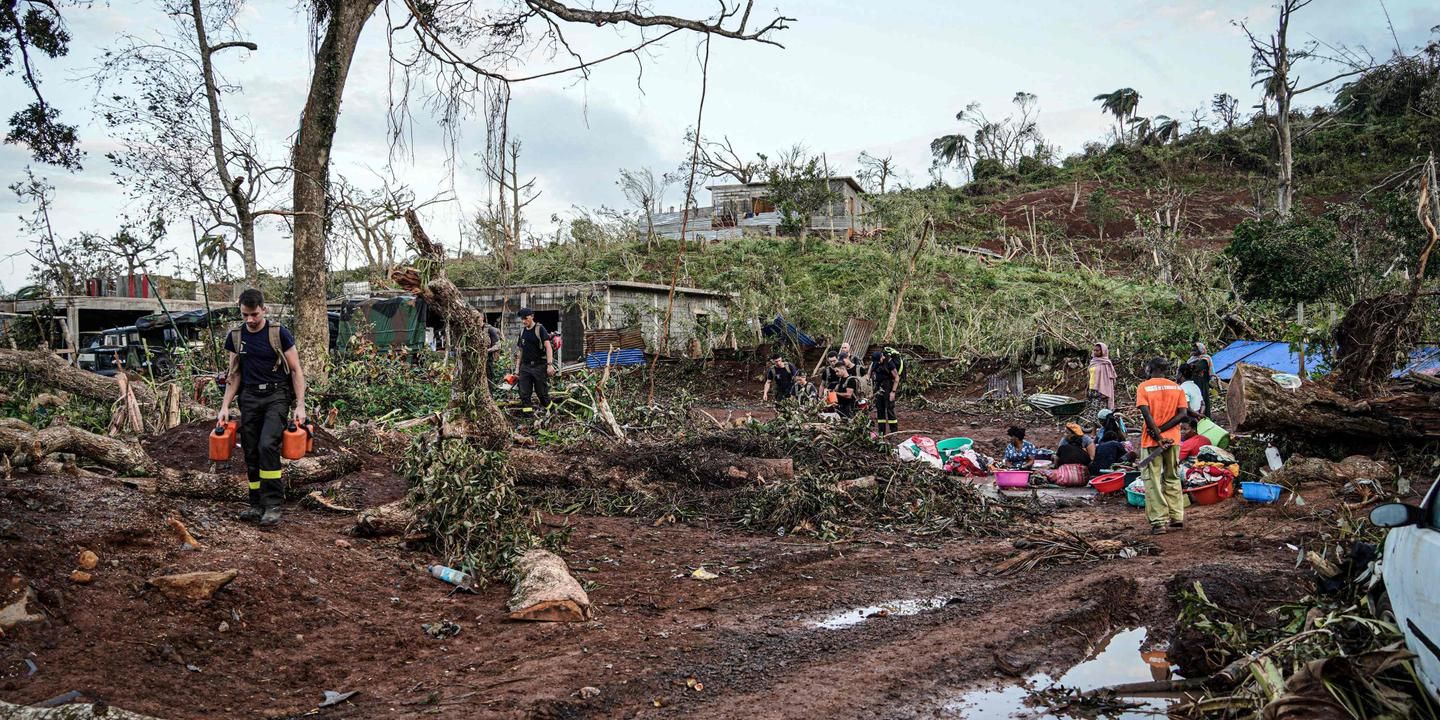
[995,470,1030,488]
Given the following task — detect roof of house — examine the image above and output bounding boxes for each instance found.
[705,176,866,194]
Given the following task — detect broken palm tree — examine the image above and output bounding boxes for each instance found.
[989,528,1152,576]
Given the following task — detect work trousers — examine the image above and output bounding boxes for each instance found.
[516,362,550,409]
[240,386,292,509]
[1141,444,1183,527]
[873,390,897,433]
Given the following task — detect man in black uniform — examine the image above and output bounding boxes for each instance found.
[513,308,554,410]
[218,288,307,526]
[819,351,840,391]
[869,349,899,435]
[833,364,859,418]
[761,353,797,406]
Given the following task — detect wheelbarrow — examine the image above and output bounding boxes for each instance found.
[1025,393,1087,418]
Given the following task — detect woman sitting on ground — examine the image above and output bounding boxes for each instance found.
[1178,418,1208,461]
[1001,426,1037,469]
[1038,431,1092,487]
[1055,422,1095,461]
[1090,428,1132,475]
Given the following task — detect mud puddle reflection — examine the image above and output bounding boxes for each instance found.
[940,627,1179,718]
[811,596,955,630]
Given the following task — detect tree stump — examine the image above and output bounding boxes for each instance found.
[507,549,591,622]
[1227,363,1439,443]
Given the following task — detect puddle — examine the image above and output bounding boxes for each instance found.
[811,596,953,630]
[940,627,1179,719]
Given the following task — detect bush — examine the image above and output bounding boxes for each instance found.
[1226,216,1348,304]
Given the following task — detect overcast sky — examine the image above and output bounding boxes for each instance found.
[0,0,1434,291]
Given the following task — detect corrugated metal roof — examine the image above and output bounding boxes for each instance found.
[1394,345,1440,377]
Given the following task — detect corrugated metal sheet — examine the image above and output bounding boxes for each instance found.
[585,348,647,368]
[841,317,877,357]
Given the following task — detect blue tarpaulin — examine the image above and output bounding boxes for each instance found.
[585,348,647,368]
[761,315,817,348]
[1394,345,1440,377]
[1210,340,1328,380]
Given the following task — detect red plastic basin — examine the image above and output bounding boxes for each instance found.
[1184,481,1225,505]
[1089,472,1126,494]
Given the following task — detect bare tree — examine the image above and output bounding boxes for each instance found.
[1211,92,1240,130]
[98,0,289,288]
[10,168,100,294]
[856,151,896,193]
[82,221,177,281]
[931,91,1052,177]
[478,138,539,275]
[334,176,446,280]
[681,130,768,183]
[1238,0,1372,217]
[617,167,671,249]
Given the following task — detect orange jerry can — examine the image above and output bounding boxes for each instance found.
[209,421,237,462]
[826,390,839,406]
[281,423,309,460]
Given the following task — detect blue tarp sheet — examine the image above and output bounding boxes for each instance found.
[760,315,817,348]
[1211,340,1328,380]
[1394,345,1440,377]
[585,348,647,368]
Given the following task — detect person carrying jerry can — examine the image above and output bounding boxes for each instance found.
[217,288,308,527]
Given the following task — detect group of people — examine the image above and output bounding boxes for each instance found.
[1087,341,1215,418]
[762,342,902,434]
[1010,347,1225,536]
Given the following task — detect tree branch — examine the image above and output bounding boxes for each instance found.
[523,0,793,47]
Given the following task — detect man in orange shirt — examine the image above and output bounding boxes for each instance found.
[1135,357,1197,534]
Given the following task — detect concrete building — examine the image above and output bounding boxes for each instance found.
[457,281,732,362]
[653,177,875,242]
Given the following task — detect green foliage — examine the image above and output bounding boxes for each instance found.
[0,377,111,433]
[402,439,538,584]
[1,1,82,169]
[1227,216,1348,304]
[316,347,452,425]
[1084,188,1124,237]
[763,149,838,237]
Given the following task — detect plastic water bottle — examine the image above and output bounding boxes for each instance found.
[428,565,472,588]
[1265,445,1283,471]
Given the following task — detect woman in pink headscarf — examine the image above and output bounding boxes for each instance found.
[1088,342,1117,410]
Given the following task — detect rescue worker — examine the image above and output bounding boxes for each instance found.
[513,308,555,411]
[832,363,859,417]
[869,349,899,434]
[819,351,841,390]
[761,353,798,406]
[482,316,504,387]
[217,288,307,526]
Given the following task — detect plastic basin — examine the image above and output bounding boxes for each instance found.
[1184,482,1225,506]
[1089,472,1126,494]
[995,470,1030,488]
[935,437,974,460]
[1125,488,1146,507]
[1240,481,1283,503]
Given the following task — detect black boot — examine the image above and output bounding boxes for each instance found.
[259,506,282,526]
[238,488,263,522]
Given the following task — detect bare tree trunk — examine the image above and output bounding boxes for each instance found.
[392,211,511,449]
[881,217,932,343]
[1275,91,1294,217]
[291,0,381,383]
[189,0,260,288]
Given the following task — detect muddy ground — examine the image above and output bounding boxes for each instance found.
[0,368,1406,719]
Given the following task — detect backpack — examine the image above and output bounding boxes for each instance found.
[228,322,290,377]
[884,347,905,384]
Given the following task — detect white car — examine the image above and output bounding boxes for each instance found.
[1371,479,1440,702]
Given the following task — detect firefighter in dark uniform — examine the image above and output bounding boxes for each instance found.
[217,288,307,526]
[513,308,554,410]
[869,349,899,435]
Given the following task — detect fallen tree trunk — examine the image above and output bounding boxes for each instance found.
[507,548,591,622]
[0,422,360,500]
[352,499,421,538]
[0,700,165,720]
[508,446,793,489]
[1227,363,1440,443]
[1265,455,1395,489]
[0,349,208,430]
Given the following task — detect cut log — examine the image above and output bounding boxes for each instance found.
[152,448,362,501]
[352,500,418,538]
[147,569,239,600]
[0,700,166,720]
[507,549,591,622]
[507,446,792,490]
[1227,363,1440,444]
